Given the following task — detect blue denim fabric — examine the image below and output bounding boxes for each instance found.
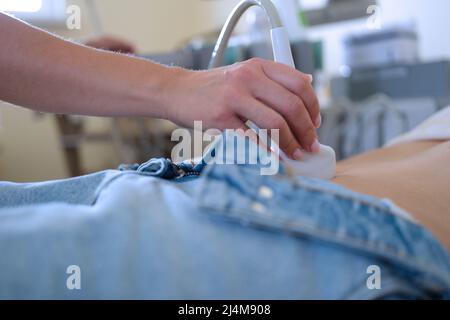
[118,158,201,180]
[0,170,118,207]
[0,135,449,299]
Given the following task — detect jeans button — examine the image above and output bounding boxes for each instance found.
[258,186,274,199]
[251,202,266,214]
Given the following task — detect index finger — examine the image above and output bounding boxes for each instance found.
[260,60,321,127]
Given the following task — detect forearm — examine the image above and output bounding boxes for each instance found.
[0,13,178,118]
[0,13,322,157]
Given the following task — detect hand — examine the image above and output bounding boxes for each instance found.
[164,58,321,159]
[84,35,135,54]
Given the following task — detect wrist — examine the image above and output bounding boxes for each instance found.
[156,65,194,123]
[139,63,191,121]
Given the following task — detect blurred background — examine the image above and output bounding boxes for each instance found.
[1,0,450,182]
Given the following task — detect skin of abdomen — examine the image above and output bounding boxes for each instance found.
[331,141,450,250]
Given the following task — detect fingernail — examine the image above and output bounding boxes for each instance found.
[311,139,320,153]
[307,74,314,83]
[314,113,322,128]
[292,149,303,160]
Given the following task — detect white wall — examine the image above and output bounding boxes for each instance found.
[61,0,241,53]
[380,0,450,62]
[307,0,450,74]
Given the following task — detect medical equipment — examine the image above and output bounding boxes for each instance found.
[209,0,336,180]
[301,0,377,26]
[332,60,450,105]
[318,95,438,159]
[343,24,419,70]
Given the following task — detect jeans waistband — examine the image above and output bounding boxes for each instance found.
[194,163,450,296]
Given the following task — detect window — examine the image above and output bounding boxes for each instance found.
[0,0,42,12]
[0,0,66,25]
[299,0,329,11]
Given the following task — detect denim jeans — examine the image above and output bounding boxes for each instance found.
[0,136,449,299]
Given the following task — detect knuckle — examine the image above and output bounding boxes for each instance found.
[284,138,299,152]
[230,65,254,85]
[312,98,321,115]
[238,69,254,83]
[307,97,318,112]
[221,84,240,105]
[248,57,264,66]
[270,115,286,130]
[284,95,301,117]
[211,103,233,124]
[294,76,307,92]
[277,128,298,150]
[301,125,317,142]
